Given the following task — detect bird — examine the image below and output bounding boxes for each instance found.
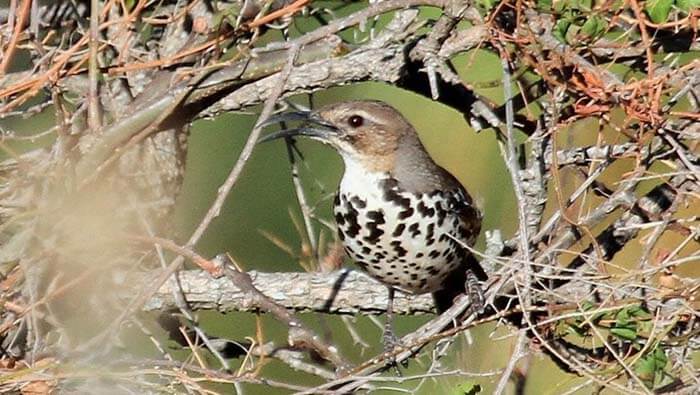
[260,100,486,351]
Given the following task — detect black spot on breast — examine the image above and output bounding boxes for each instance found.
[344,198,356,212]
[408,223,420,237]
[333,194,341,206]
[350,196,367,209]
[380,178,411,208]
[398,206,414,220]
[335,212,345,225]
[410,273,418,280]
[362,246,371,254]
[418,278,427,288]
[364,225,384,244]
[346,222,361,238]
[356,260,368,269]
[426,223,435,239]
[388,226,403,242]
[439,234,449,242]
[367,210,385,224]
[428,266,440,275]
[435,202,447,226]
[343,202,360,237]
[337,229,345,241]
[417,201,436,217]
[393,243,407,257]
[428,250,441,259]
[364,210,386,244]
[416,252,424,258]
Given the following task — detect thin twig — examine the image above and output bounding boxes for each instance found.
[493,48,533,395]
[87,0,102,130]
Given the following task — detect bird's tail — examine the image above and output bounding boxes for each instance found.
[432,254,486,314]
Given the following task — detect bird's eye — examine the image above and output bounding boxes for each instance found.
[348,115,364,128]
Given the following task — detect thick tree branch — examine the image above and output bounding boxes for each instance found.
[140,269,436,315]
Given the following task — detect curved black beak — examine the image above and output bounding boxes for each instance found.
[258,111,339,144]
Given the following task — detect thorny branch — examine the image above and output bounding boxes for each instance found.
[0,0,697,393]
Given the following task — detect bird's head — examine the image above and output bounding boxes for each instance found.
[260,100,421,172]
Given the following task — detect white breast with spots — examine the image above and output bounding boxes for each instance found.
[333,160,473,294]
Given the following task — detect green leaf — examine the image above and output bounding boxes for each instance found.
[554,0,568,13]
[652,347,668,366]
[584,301,611,323]
[590,309,608,323]
[553,19,572,43]
[635,346,668,387]
[577,0,594,11]
[645,0,674,23]
[213,4,241,29]
[627,305,652,320]
[477,0,498,11]
[635,355,656,384]
[581,15,607,38]
[611,327,637,340]
[676,0,700,13]
[140,24,154,43]
[454,381,482,395]
[567,322,588,337]
[537,0,554,10]
[616,307,631,327]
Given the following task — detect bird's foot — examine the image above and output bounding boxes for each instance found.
[465,269,485,315]
[382,326,406,374]
[382,326,402,355]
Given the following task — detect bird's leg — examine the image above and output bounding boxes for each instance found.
[382,287,401,353]
[382,286,407,373]
[465,269,485,315]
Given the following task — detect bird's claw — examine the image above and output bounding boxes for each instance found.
[465,269,485,314]
[382,327,407,373]
[382,328,402,355]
